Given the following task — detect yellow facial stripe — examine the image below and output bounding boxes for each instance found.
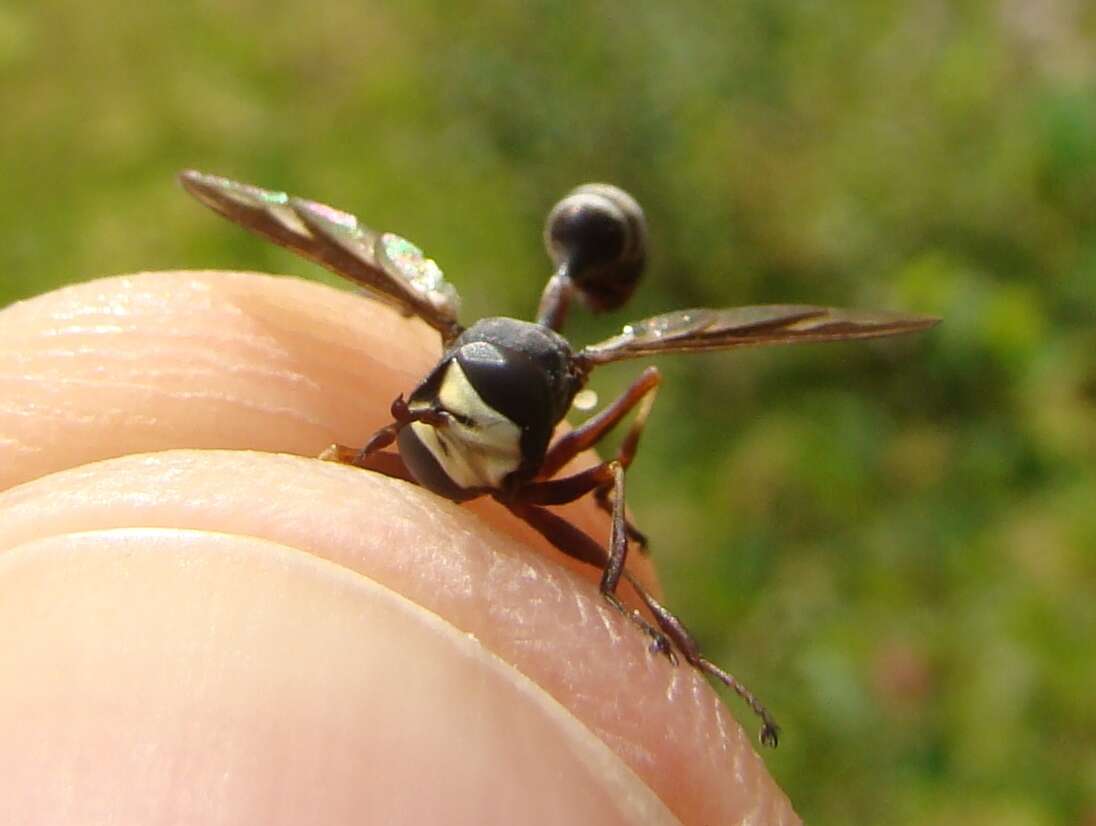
[410,360,523,490]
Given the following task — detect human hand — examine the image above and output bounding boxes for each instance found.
[0,272,798,824]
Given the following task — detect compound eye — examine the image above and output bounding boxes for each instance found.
[543,183,647,312]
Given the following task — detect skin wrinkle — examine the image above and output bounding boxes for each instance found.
[6,353,327,395]
[0,403,108,426]
[32,323,130,337]
[8,272,428,378]
[14,331,295,368]
[5,387,337,451]
[5,351,331,409]
[5,375,328,418]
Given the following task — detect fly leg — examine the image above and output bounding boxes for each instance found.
[622,569,781,748]
[317,444,415,483]
[542,367,660,551]
[518,461,780,747]
[320,394,447,469]
[541,366,660,477]
[604,463,780,747]
[505,488,674,662]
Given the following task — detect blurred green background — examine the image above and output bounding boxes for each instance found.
[2,1,1093,822]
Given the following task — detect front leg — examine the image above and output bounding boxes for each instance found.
[320,393,446,471]
[318,444,415,483]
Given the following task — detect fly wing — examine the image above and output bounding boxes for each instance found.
[179,170,463,343]
[580,304,939,365]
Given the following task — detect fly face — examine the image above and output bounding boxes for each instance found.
[181,170,939,747]
[397,317,582,501]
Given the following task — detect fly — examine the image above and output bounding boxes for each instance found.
[180,170,939,746]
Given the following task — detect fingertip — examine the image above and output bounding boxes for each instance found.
[0,451,799,824]
[0,273,800,824]
[0,528,677,825]
[0,270,438,488]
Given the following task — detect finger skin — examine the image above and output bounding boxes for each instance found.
[0,529,677,826]
[0,272,800,825]
[0,271,657,595]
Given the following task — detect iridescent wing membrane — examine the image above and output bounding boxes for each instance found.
[179,171,463,344]
[580,305,939,365]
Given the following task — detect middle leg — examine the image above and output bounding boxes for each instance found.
[540,366,661,478]
[542,366,661,550]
